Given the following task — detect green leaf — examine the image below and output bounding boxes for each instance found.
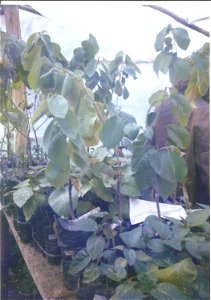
[100,115,124,149]
[123,66,137,79]
[13,179,30,189]
[109,54,123,74]
[48,186,71,219]
[123,86,129,99]
[153,258,198,289]
[22,193,48,221]
[171,27,190,50]
[148,239,168,253]
[86,235,105,260]
[124,123,140,140]
[28,57,48,89]
[45,161,70,188]
[123,249,136,266]
[85,59,97,77]
[55,108,79,140]
[47,94,68,119]
[83,263,101,283]
[169,57,191,86]
[156,175,177,199]
[135,250,152,262]
[120,226,142,248]
[31,99,49,125]
[125,54,141,74]
[90,178,113,202]
[131,143,153,172]
[120,176,140,197]
[153,52,173,75]
[81,34,99,60]
[149,216,172,240]
[171,93,191,127]
[154,25,172,52]
[100,264,126,282]
[148,90,168,107]
[185,240,202,259]
[185,209,210,227]
[68,249,91,274]
[150,283,187,300]
[48,133,70,168]
[167,124,190,149]
[149,150,187,183]
[42,120,59,151]
[114,80,123,96]
[162,238,182,251]
[13,186,34,208]
[114,284,144,300]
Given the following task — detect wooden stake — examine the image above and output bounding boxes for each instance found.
[4,5,27,156]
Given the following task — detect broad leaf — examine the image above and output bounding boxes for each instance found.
[119,226,142,248]
[100,263,126,282]
[31,99,49,125]
[47,94,68,118]
[150,283,187,300]
[154,25,172,52]
[13,186,34,208]
[83,263,100,283]
[48,133,70,168]
[22,193,48,221]
[90,178,113,202]
[185,209,210,227]
[167,124,190,149]
[42,120,60,150]
[81,34,99,60]
[123,248,136,266]
[114,284,144,300]
[153,52,173,75]
[48,186,71,219]
[45,161,70,188]
[171,27,190,50]
[55,108,79,141]
[68,249,91,274]
[28,57,48,89]
[156,175,177,199]
[153,258,198,289]
[120,176,140,197]
[86,235,105,260]
[124,123,140,140]
[149,90,168,107]
[100,115,124,149]
[85,59,97,77]
[149,216,172,240]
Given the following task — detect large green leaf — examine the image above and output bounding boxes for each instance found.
[82,263,101,283]
[100,115,124,149]
[13,186,34,208]
[131,143,153,172]
[68,249,91,274]
[123,249,136,266]
[153,258,198,289]
[154,25,172,52]
[48,186,71,219]
[42,120,59,150]
[47,133,70,168]
[61,75,83,112]
[156,175,177,199]
[55,108,79,141]
[148,216,172,240]
[85,59,97,77]
[90,178,113,202]
[114,284,144,300]
[150,283,187,300]
[100,263,126,282]
[119,226,142,248]
[169,57,191,86]
[120,176,140,197]
[153,52,173,75]
[185,209,210,227]
[22,193,48,221]
[171,93,191,127]
[81,34,99,60]
[45,161,70,188]
[86,235,105,260]
[28,57,49,89]
[148,90,168,107]
[31,98,49,125]
[167,124,190,149]
[124,123,140,140]
[149,150,187,183]
[47,94,68,118]
[171,27,190,50]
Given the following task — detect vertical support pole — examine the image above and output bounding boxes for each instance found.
[0,211,9,299]
[4,5,27,157]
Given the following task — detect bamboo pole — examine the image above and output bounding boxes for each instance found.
[4,5,27,157]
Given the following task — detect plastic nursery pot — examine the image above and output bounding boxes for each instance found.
[13,206,32,244]
[77,276,116,300]
[55,217,94,252]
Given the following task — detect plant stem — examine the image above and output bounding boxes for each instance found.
[155,193,161,219]
[68,179,75,220]
[114,147,123,221]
